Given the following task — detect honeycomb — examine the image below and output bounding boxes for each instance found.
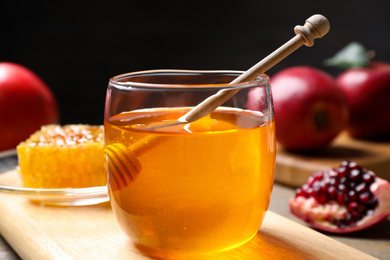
[16,124,106,188]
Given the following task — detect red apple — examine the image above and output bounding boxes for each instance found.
[248,66,348,151]
[336,65,390,139]
[0,62,59,151]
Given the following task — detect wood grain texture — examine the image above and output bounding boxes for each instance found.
[0,192,378,260]
[275,132,390,187]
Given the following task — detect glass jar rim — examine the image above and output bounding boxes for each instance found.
[109,69,269,90]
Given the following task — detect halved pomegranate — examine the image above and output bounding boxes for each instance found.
[289,161,390,233]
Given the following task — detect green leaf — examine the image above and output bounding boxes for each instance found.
[324,42,370,69]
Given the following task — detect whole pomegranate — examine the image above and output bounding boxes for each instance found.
[337,66,390,139]
[0,62,59,151]
[289,161,390,233]
[326,42,390,139]
[248,66,349,151]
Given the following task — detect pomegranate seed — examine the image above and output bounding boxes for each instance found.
[350,169,361,181]
[352,211,361,219]
[295,188,305,198]
[328,169,338,177]
[313,191,320,202]
[359,192,371,203]
[355,183,368,193]
[338,184,347,193]
[340,160,349,167]
[329,178,338,187]
[305,187,314,198]
[348,190,357,201]
[320,183,328,192]
[317,193,327,204]
[338,167,348,178]
[339,177,349,185]
[348,161,358,169]
[337,192,346,204]
[306,176,315,186]
[323,171,329,177]
[362,173,374,184]
[312,181,321,190]
[347,201,358,211]
[328,186,337,199]
[312,172,323,181]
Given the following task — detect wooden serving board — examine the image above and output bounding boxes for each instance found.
[275,132,390,188]
[0,193,378,260]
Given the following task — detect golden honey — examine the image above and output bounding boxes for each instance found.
[17,124,106,188]
[105,107,275,254]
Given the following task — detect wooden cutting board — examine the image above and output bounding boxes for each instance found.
[275,132,390,188]
[0,192,377,260]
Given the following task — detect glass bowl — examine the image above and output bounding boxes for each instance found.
[0,150,109,206]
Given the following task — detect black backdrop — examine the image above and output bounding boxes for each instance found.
[2,0,390,125]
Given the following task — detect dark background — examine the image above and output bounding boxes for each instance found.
[2,0,390,125]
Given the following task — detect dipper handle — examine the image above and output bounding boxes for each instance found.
[177,14,330,125]
[294,14,330,47]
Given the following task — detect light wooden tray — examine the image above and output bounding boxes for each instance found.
[0,192,377,260]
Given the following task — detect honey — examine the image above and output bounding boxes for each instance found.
[17,125,106,188]
[105,107,275,254]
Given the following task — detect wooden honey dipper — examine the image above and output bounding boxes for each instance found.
[106,14,330,191]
